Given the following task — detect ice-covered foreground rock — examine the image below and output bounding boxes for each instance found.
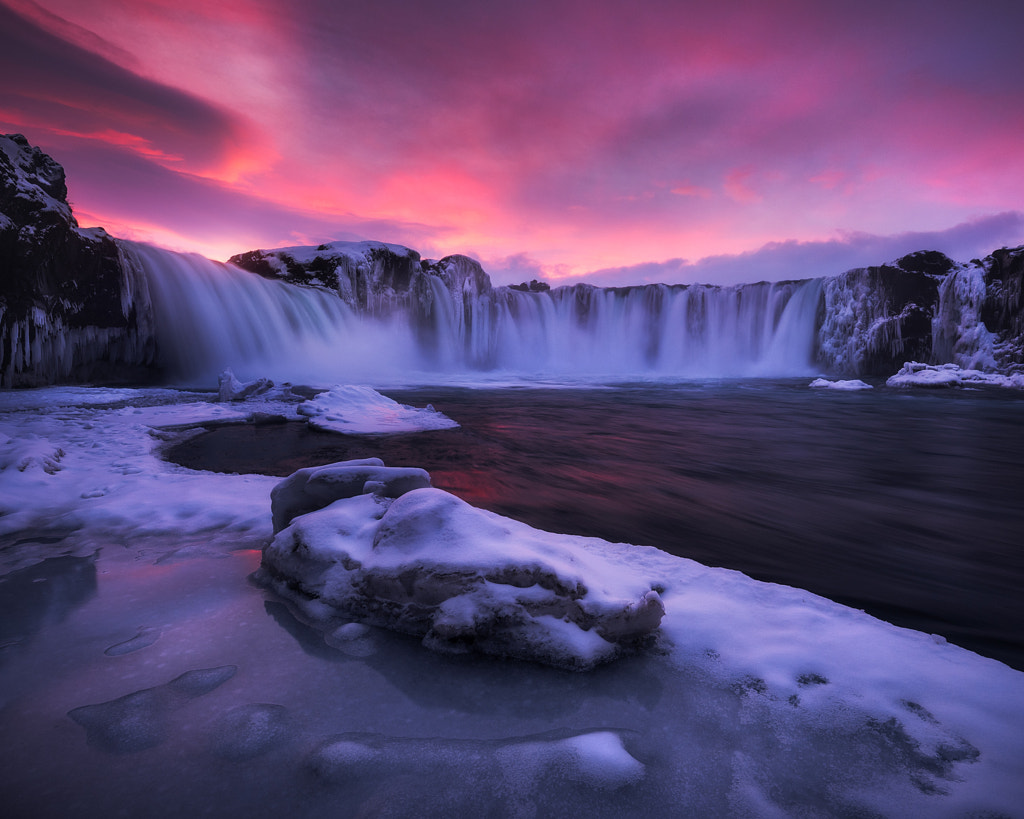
[887,360,1024,389]
[260,469,666,670]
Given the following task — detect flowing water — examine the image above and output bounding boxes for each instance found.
[167,380,1024,671]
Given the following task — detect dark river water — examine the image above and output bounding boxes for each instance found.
[166,381,1024,670]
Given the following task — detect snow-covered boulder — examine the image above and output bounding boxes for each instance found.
[270,459,431,533]
[886,361,1024,389]
[260,482,666,670]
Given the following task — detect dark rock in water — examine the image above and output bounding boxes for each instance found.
[0,134,157,386]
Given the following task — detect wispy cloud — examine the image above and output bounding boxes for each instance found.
[576,213,1024,287]
[3,0,1024,281]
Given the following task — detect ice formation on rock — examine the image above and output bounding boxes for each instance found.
[886,361,1024,389]
[260,464,666,669]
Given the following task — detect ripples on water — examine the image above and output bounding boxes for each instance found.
[167,380,1024,669]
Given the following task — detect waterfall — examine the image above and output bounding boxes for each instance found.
[124,242,825,385]
[121,243,420,386]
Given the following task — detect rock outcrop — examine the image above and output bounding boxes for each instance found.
[0,134,156,386]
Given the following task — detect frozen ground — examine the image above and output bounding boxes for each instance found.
[2,384,1024,817]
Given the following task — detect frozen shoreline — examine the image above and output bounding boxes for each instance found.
[2,382,1024,817]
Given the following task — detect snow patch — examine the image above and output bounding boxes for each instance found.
[809,378,873,390]
[297,385,459,434]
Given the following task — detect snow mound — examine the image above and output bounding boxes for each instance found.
[0,433,65,474]
[809,378,873,390]
[260,477,665,669]
[886,361,1024,389]
[270,458,431,533]
[297,385,459,434]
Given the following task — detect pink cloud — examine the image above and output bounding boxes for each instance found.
[3,0,1024,282]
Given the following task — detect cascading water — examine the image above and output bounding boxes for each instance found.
[121,243,419,386]
[124,242,827,385]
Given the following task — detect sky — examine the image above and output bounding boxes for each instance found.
[2,0,1023,286]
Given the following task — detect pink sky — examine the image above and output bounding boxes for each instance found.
[2,0,1023,285]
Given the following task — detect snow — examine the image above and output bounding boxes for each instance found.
[261,484,665,669]
[0,134,73,221]
[2,385,1024,817]
[809,377,873,390]
[296,384,459,434]
[887,361,1024,389]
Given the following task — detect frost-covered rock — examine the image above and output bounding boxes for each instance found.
[270,459,431,533]
[886,361,1024,389]
[297,384,459,434]
[815,256,941,376]
[809,377,873,390]
[260,483,666,669]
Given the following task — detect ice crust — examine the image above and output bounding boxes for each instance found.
[261,481,666,669]
[3,385,1024,817]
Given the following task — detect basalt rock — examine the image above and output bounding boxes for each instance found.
[0,134,157,386]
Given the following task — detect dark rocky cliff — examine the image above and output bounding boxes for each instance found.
[0,134,156,386]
